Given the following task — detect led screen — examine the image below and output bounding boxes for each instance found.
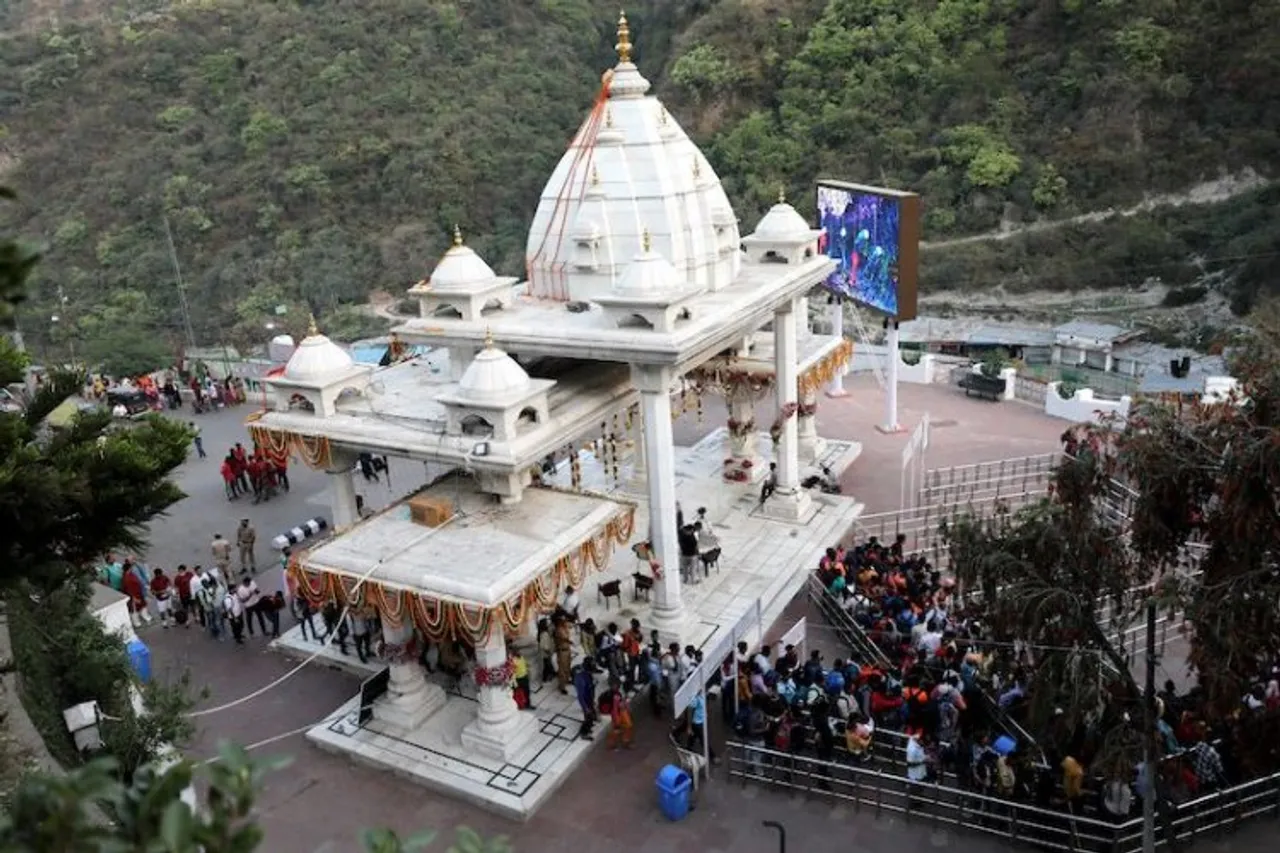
[816,181,920,321]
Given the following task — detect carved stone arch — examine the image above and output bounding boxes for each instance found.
[288,393,316,413]
[460,413,495,437]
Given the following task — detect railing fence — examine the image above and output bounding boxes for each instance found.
[726,741,1280,853]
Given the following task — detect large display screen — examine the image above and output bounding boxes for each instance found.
[816,181,921,321]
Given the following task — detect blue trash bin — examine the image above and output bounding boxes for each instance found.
[656,764,692,821]
[126,637,151,683]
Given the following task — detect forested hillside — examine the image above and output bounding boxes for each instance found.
[0,0,1277,364]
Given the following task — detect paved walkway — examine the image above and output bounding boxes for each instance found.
[139,385,1273,851]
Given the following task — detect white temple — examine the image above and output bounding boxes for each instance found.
[254,13,862,819]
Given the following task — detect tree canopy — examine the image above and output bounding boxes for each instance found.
[943,309,1280,773]
[1,0,1277,359]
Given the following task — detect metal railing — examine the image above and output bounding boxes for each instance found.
[726,741,1280,853]
[919,454,1059,511]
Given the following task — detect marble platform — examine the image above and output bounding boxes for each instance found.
[288,427,864,820]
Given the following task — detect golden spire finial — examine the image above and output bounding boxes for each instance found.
[484,326,494,349]
[590,164,601,187]
[452,224,463,247]
[778,185,787,204]
[641,228,651,253]
[307,313,319,336]
[616,11,633,64]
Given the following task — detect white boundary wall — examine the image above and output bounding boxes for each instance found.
[1044,382,1132,424]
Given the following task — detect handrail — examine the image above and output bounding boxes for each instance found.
[726,740,1280,853]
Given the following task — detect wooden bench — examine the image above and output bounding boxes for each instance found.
[959,374,1005,401]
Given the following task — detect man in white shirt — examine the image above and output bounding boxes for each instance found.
[223,589,245,644]
[235,577,263,636]
[559,585,580,622]
[918,622,945,656]
[752,645,773,676]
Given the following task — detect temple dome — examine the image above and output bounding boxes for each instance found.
[753,196,813,243]
[284,321,355,383]
[429,227,498,290]
[524,13,740,303]
[615,232,682,297]
[457,338,530,402]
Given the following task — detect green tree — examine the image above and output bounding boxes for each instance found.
[0,748,511,853]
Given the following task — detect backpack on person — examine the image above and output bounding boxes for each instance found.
[774,717,794,751]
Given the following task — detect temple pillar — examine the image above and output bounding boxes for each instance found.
[797,389,824,463]
[375,621,445,731]
[628,406,646,485]
[461,623,538,761]
[633,364,686,642]
[826,301,848,397]
[326,450,359,530]
[762,298,812,522]
[725,397,765,483]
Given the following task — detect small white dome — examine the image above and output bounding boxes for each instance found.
[457,342,530,402]
[615,234,682,297]
[284,325,354,383]
[753,199,813,243]
[429,227,498,291]
[268,334,296,363]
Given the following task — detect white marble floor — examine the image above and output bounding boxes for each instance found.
[285,428,865,819]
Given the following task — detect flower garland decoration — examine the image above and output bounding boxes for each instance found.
[687,365,775,403]
[798,338,854,397]
[569,447,582,490]
[288,503,637,644]
[473,660,516,688]
[727,418,756,439]
[798,401,819,418]
[770,402,799,446]
[245,416,334,470]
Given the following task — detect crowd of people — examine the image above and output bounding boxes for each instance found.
[800,535,1280,820]
[218,441,290,503]
[87,369,247,416]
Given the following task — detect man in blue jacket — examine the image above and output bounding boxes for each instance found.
[573,661,598,740]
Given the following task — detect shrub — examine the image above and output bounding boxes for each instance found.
[1162,284,1209,307]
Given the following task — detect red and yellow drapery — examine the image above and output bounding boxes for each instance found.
[288,504,636,642]
[244,411,334,469]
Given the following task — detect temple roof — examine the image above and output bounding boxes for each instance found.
[283,318,356,383]
[523,12,740,303]
[456,332,533,403]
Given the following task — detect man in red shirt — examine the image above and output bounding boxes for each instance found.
[174,565,196,628]
[121,568,147,629]
[149,567,174,629]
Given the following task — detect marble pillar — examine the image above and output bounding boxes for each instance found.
[762,298,812,521]
[461,624,538,761]
[629,406,646,484]
[881,320,902,433]
[797,389,824,463]
[375,621,445,731]
[827,302,848,397]
[726,397,766,483]
[326,451,359,530]
[633,364,685,641]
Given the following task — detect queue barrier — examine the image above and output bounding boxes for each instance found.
[725,740,1280,853]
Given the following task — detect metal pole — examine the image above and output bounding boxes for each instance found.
[700,672,711,780]
[1142,598,1157,853]
[762,820,786,853]
[162,210,198,353]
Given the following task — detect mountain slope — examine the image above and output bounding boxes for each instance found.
[1,0,1277,360]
